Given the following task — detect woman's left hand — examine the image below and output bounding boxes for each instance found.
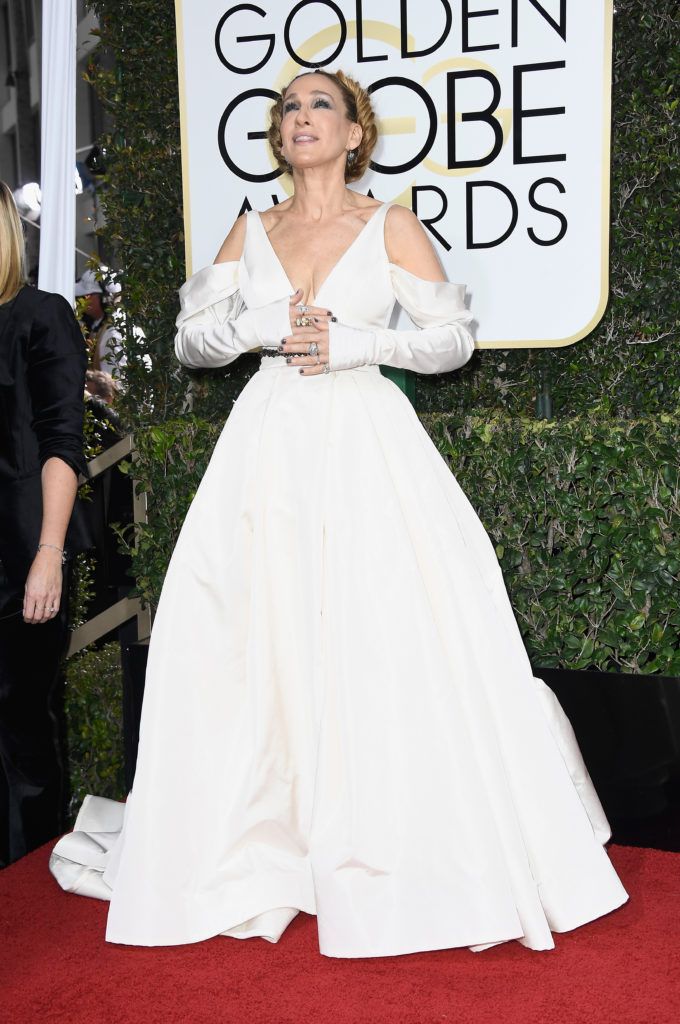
[23,548,63,624]
[280,305,335,376]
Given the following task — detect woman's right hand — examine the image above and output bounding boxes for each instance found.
[287,288,333,332]
[23,547,63,624]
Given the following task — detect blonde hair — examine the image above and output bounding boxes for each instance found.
[267,69,378,184]
[0,181,27,304]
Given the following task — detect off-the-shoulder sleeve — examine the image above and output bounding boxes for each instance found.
[328,263,475,375]
[389,264,473,330]
[174,262,291,369]
[27,292,88,478]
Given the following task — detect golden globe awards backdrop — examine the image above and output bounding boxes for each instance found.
[174,1,613,348]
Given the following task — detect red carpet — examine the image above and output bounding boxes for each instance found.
[1,844,678,1024]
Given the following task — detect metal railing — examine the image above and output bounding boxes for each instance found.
[66,434,152,657]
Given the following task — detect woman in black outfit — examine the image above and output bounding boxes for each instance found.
[0,180,88,866]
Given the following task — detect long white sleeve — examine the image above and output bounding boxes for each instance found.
[174,262,291,369]
[328,263,475,375]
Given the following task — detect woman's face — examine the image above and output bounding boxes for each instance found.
[280,74,360,172]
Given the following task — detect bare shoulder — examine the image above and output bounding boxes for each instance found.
[351,191,383,223]
[213,212,248,264]
[385,204,446,282]
[259,198,294,234]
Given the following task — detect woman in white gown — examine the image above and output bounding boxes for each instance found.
[50,69,628,958]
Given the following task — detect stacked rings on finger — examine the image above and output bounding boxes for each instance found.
[295,315,313,327]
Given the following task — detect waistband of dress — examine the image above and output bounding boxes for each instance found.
[256,350,381,375]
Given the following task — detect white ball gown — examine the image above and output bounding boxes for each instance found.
[50,201,628,958]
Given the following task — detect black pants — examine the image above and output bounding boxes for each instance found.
[0,560,71,867]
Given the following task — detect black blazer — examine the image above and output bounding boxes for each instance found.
[0,285,88,585]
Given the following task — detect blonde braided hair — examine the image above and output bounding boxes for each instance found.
[267,69,378,183]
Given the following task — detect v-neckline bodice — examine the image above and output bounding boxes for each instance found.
[254,203,390,307]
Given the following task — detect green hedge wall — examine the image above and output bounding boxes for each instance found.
[429,412,680,675]
[64,643,125,818]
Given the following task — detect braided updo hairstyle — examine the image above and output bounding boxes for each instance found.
[267,69,378,183]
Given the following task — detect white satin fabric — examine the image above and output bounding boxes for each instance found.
[50,202,628,957]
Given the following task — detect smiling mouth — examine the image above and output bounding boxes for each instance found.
[293,135,317,143]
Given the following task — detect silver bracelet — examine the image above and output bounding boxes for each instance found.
[37,543,66,563]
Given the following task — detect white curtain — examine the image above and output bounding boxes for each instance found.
[38,0,76,304]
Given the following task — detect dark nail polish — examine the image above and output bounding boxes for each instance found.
[286,356,292,363]
[330,316,337,323]
[298,368,304,374]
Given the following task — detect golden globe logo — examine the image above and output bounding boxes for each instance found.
[215,4,569,252]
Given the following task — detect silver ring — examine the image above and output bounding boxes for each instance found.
[308,341,319,356]
[296,303,309,314]
[323,363,331,374]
